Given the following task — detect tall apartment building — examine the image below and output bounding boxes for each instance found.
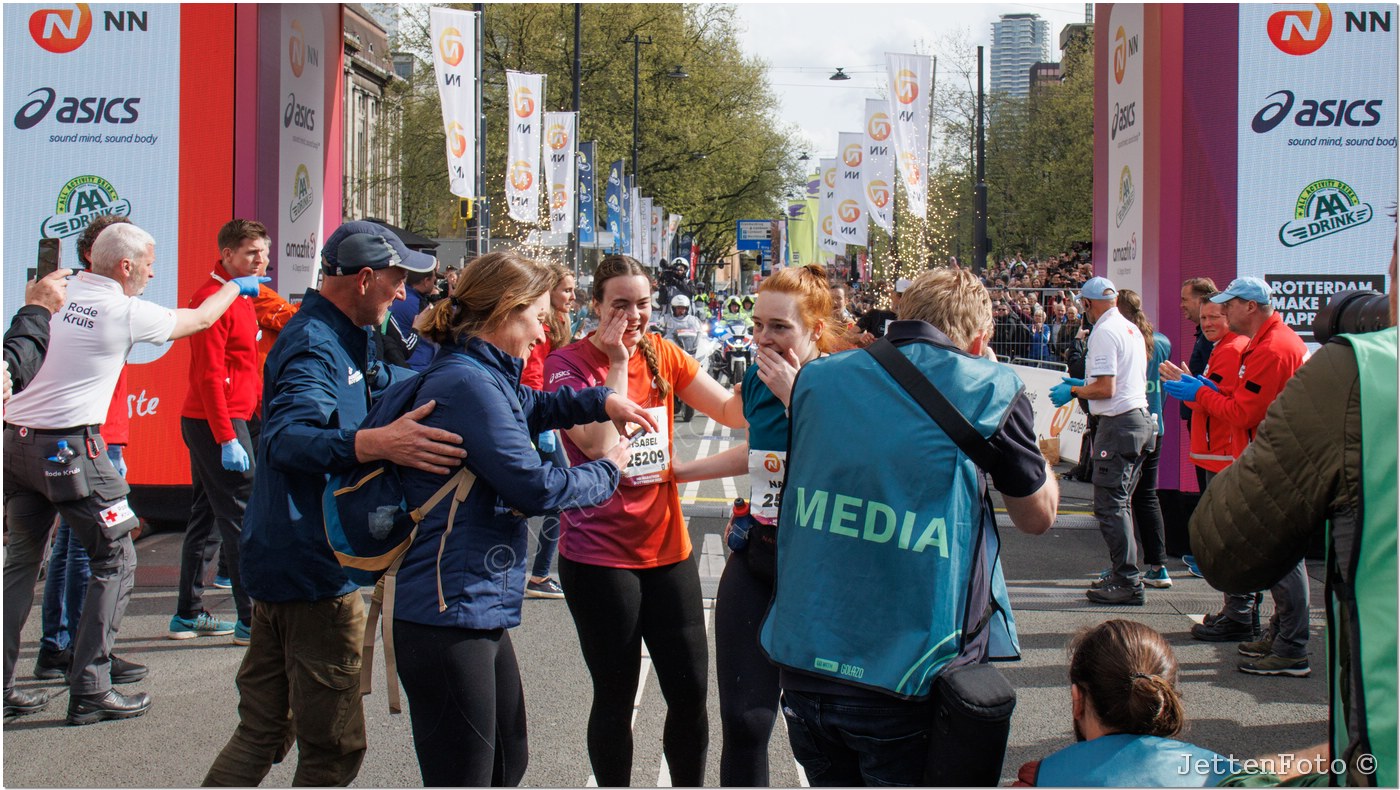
[991,13,1051,98]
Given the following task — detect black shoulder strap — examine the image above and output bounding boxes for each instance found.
[865,337,1000,472]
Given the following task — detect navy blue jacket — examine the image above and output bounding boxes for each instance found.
[389,287,434,372]
[241,290,412,603]
[393,337,622,630]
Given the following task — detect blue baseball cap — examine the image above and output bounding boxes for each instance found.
[1079,276,1118,301]
[1210,276,1272,305]
[321,221,436,276]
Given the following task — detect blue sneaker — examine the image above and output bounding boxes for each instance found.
[233,620,252,646]
[1183,555,1204,578]
[1144,565,1173,588]
[169,611,235,640]
[211,575,232,589]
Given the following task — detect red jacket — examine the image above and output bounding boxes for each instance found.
[101,366,130,446]
[181,262,260,443]
[1194,312,1308,442]
[1187,331,1248,472]
[520,319,563,390]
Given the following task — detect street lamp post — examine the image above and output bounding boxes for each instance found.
[622,33,652,189]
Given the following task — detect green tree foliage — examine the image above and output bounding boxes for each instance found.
[391,4,802,261]
[928,28,1093,266]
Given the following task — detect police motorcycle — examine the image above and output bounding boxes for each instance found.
[662,295,713,422]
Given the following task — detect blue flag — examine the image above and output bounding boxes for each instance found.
[577,142,597,246]
[607,160,625,253]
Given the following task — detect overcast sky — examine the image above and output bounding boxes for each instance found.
[733,2,1091,159]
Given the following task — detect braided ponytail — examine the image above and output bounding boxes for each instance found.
[636,334,672,400]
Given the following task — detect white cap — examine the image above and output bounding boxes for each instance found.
[895,278,913,294]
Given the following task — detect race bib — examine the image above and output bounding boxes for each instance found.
[622,406,671,486]
[748,449,787,520]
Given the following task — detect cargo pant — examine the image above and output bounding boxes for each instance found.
[1092,409,1156,587]
[203,591,367,787]
[3,425,138,696]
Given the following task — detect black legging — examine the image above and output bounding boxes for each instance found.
[393,620,528,787]
[558,554,709,787]
[1130,435,1167,566]
[715,550,780,786]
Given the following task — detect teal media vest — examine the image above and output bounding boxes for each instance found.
[759,338,1022,699]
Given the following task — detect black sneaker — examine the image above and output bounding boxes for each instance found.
[4,688,50,720]
[1190,617,1255,642]
[33,647,72,680]
[66,689,152,726]
[1086,583,1145,605]
[110,655,147,685]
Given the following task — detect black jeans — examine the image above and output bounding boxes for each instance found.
[780,689,934,787]
[393,620,528,787]
[715,549,780,786]
[1129,435,1167,567]
[177,417,252,625]
[558,555,709,787]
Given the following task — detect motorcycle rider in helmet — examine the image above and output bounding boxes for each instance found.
[662,294,704,349]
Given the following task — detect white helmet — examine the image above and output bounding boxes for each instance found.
[670,294,691,309]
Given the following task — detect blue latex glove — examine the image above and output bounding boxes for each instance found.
[1163,375,1212,403]
[232,275,271,297]
[221,439,251,472]
[1198,374,1220,393]
[109,447,128,478]
[1049,377,1084,408]
[537,431,557,454]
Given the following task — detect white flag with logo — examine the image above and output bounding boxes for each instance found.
[543,112,576,233]
[885,53,934,218]
[429,7,477,198]
[836,132,868,246]
[505,71,543,223]
[665,214,682,263]
[639,197,653,264]
[650,203,663,266]
[818,158,842,254]
[629,187,641,258]
[862,98,895,234]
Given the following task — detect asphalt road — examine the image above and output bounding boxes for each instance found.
[2,415,1328,787]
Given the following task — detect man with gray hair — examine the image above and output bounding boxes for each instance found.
[3,222,266,724]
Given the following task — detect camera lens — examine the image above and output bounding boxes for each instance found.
[1312,290,1391,345]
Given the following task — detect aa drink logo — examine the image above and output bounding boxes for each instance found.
[289,20,306,78]
[838,200,861,223]
[1115,166,1136,227]
[289,164,313,222]
[1112,26,1138,84]
[893,70,919,105]
[842,143,862,168]
[509,160,533,191]
[867,111,891,141]
[30,4,93,53]
[867,180,891,209]
[1278,179,1372,246]
[513,87,535,119]
[448,121,468,158]
[41,175,132,239]
[546,123,569,150]
[1267,4,1332,56]
[438,26,465,67]
[551,184,568,210]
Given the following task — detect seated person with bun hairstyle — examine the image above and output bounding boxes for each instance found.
[1017,620,1231,787]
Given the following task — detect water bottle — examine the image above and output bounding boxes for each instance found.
[48,439,77,465]
[726,498,752,553]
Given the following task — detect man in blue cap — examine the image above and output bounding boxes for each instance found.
[1162,276,1311,676]
[204,221,467,785]
[1049,276,1154,605]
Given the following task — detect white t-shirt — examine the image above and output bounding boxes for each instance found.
[4,272,176,429]
[1084,305,1148,417]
